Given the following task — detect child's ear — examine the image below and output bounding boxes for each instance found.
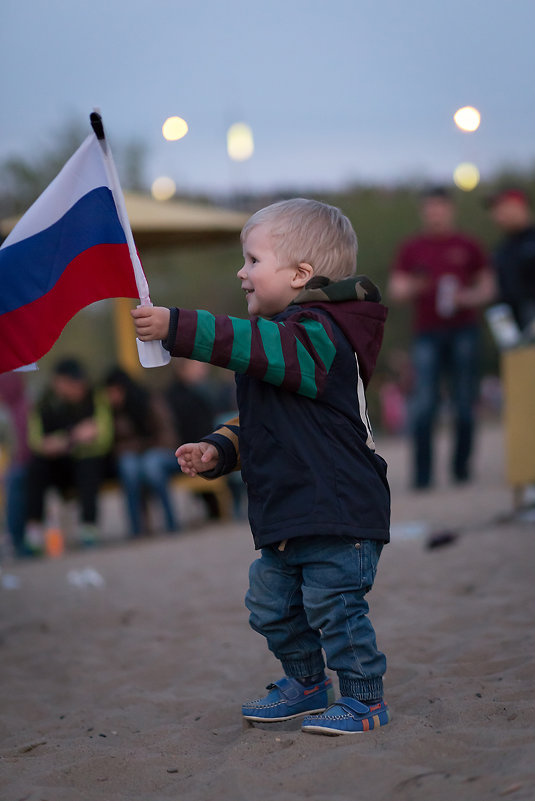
[291,262,314,288]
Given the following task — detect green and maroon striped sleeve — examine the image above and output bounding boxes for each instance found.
[167,308,336,399]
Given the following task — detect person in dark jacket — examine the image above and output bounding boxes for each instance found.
[487,188,535,333]
[131,198,390,736]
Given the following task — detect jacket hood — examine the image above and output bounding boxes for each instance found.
[289,275,388,387]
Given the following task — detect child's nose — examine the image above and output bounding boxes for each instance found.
[237,265,246,279]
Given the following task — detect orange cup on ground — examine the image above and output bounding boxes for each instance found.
[45,527,64,558]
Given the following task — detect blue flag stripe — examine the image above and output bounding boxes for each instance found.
[0,187,126,315]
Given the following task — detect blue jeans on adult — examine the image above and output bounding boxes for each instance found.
[117,448,180,536]
[5,464,28,556]
[245,536,386,702]
[141,447,181,528]
[409,325,479,488]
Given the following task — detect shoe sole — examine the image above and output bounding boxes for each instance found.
[302,724,365,735]
[243,706,328,723]
[302,715,390,736]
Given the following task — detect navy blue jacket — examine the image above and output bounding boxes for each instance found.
[165,276,390,549]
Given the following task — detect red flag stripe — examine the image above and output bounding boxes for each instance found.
[0,243,138,372]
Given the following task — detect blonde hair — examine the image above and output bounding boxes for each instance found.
[241,198,358,280]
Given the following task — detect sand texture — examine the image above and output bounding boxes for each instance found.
[1,424,534,801]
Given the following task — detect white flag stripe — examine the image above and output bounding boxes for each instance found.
[2,136,109,250]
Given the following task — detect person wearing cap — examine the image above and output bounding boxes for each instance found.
[388,187,495,489]
[25,358,113,552]
[487,189,535,333]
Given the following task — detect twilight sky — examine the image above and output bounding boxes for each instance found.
[2,0,534,194]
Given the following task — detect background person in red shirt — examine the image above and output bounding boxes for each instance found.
[388,187,495,489]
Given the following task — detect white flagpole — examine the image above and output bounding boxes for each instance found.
[90,110,170,368]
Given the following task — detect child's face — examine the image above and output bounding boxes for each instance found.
[238,224,302,318]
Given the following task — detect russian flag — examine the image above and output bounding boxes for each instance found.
[0,134,139,374]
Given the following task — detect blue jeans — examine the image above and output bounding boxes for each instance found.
[245,536,386,701]
[410,326,479,488]
[117,449,180,536]
[5,464,28,556]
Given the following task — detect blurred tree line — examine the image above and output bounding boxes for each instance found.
[0,121,146,217]
[2,122,534,420]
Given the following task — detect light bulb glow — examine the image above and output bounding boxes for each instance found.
[227,122,254,161]
[453,106,481,132]
[151,176,176,201]
[453,162,480,192]
[162,116,189,141]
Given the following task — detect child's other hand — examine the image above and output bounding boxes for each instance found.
[131,306,170,341]
[175,442,219,476]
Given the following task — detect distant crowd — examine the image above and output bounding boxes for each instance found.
[1,184,535,557]
[0,357,243,558]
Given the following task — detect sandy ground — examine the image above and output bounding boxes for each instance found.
[1,423,534,801]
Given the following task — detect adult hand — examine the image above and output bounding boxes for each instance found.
[455,270,496,309]
[70,419,98,444]
[388,271,431,303]
[40,433,70,456]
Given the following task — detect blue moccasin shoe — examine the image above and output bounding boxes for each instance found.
[242,676,334,722]
[302,697,390,735]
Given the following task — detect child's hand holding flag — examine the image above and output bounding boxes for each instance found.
[131,305,171,341]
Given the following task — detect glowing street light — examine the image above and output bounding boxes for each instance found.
[453,162,480,191]
[162,116,189,141]
[227,122,254,161]
[151,176,176,201]
[453,106,481,133]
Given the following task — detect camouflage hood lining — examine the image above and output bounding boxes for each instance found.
[290,275,382,306]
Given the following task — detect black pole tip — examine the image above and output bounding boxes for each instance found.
[90,112,105,141]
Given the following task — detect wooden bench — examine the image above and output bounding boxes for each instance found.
[171,473,232,520]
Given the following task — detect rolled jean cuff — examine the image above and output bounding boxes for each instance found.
[280,654,325,678]
[339,674,384,701]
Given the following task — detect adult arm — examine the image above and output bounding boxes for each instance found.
[388,270,431,304]
[455,268,497,309]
